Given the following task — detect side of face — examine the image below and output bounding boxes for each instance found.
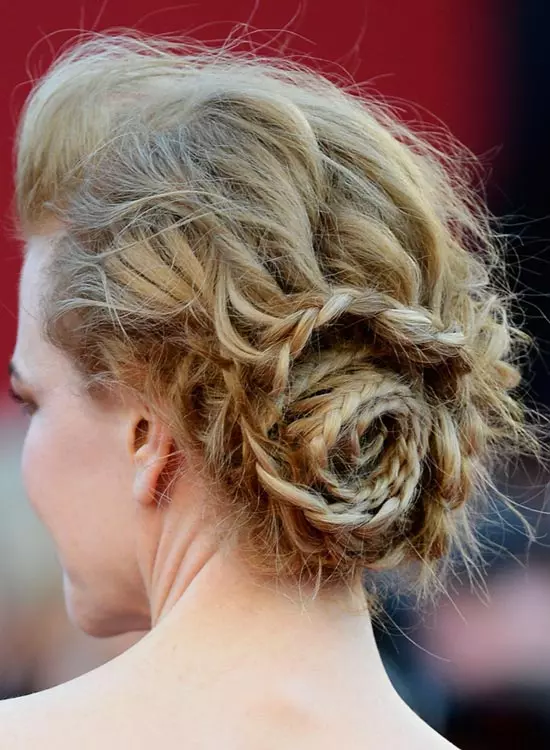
[11,235,152,637]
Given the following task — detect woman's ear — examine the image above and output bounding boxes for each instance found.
[131,412,175,507]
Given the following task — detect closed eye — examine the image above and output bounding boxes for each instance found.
[8,386,37,417]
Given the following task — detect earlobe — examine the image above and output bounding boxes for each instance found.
[131,414,174,508]
[133,469,156,507]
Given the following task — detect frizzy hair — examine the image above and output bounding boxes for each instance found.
[13,31,548,600]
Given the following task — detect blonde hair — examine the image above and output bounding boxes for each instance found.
[13,31,547,601]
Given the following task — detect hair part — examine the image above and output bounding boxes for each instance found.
[14,30,550,605]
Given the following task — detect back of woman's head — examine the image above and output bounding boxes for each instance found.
[14,31,547,603]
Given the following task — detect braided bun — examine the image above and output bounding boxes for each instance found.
[15,32,546,597]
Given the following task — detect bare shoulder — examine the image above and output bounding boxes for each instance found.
[382,704,460,750]
[0,689,66,749]
[0,668,132,750]
[0,662,459,750]
[0,686,458,750]
[225,685,459,750]
[0,643,154,749]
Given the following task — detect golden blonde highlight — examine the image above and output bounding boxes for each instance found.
[14,30,548,602]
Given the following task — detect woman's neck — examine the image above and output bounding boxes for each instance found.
[134,500,399,711]
[141,545,396,704]
[23,542,434,750]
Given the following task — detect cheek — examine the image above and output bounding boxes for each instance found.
[21,404,131,553]
[21,410,62,527]
[21,408,92,549]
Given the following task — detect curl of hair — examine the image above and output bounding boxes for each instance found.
[14,30,549,601]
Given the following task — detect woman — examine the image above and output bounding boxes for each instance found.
[2,31,544,748]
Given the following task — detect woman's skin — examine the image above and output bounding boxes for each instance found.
[0,232,458,749]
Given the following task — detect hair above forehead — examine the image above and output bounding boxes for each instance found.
[13,30,549,604]
[15,32,472,234]
[15,34,324,230]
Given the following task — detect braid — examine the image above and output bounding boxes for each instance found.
[20,33,547,599]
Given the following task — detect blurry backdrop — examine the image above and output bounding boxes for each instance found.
[1,2,550,748]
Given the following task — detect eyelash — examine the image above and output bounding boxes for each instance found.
[8,387,37,417]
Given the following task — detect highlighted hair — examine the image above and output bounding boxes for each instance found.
[14,31,548,601]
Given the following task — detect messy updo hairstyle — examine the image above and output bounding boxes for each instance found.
[13,31,548,603]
